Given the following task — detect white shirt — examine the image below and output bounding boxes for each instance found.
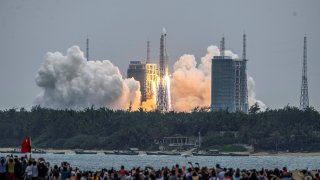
[25,165,33,176]
[218,171,225,180]
[32,165,38,177]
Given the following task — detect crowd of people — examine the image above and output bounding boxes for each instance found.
[0,155,319,180]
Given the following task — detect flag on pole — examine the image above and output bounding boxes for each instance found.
[21,137,31,153]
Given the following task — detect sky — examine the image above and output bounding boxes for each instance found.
[0,0,319,111]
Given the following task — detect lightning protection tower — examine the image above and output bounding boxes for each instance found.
[300,36,309,109]
[86,36,89,61]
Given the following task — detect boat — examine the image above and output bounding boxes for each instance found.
[192,152,222,156]
[193,150,221,156]
[146,151,180,156]
[192,151,249,157]
[227,153,249,156]
[146,151,159,155]
[74,150,97,154]
[180,153,192,157]
[104,151,116,155]
[53,152,65,154]
[1,149,21,154]
[32,149,46,154]
[114,151,139,155]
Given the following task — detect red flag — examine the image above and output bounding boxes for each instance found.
[21,137,31,153]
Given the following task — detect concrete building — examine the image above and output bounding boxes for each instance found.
[127,61,158,104]
[127,61,147,102]
[211,36,248,113]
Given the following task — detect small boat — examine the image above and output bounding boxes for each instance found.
[74,150,97,154]
[227,153,249,156]
[0,150,21,154]
[32,149,46,154]
[146,151,159,155]
[181,153,192,157]
[192,152,222,156]
[158,151,180,155]
[104,151,116,155]
[53,152,65,154]
[114,151,139,155]
[146,151,180,156]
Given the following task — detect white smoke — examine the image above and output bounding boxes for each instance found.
[170,45,266,112]
[35,46,141,110]
[247,76,267,111]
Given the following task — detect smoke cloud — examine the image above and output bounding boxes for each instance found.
[247,76,267,111]
[170,45,265,112]
[35,46,141,110]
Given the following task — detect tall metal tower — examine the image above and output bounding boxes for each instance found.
[156,28,170,112]
[220,36,225,57]
[241,33,249,113]
[146,41,150,63]
[86,37,89,61]
[242,33,246,60]
[300,36,309,109]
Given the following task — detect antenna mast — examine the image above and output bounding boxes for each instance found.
[220,36,225,56]
[243,33,246,60]
[86,36,89,61]
[146,41,150,63]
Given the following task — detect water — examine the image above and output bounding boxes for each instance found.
[1,153,319,171]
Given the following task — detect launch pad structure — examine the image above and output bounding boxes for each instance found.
[211,35,248,113]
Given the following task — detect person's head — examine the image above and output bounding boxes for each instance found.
[0,158,5,165]
[156,170,161,178]
[283,167,287,172]
[144,170,149,176]
[121,165,124,170]
[171,170,176,176]
[235,169,240,178]
[150,173,156,180]
[76,173,82,179]
[210,170,216,177]
[216,164,220,169]
[274,168,280,177]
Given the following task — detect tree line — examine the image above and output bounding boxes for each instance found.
[0,105,319,152]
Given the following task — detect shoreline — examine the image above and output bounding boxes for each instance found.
[1,147,320,156]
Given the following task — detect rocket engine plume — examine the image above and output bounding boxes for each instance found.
[35,46,141,110]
